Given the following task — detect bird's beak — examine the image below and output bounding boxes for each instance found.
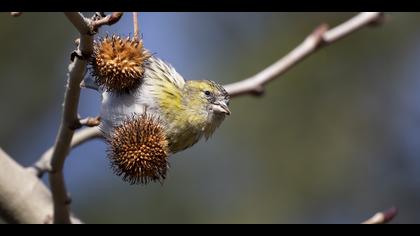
[212,102,231,115]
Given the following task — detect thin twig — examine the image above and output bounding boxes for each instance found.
[10,12,22,17]
[29,127,103,178]
[91,12,123,32]
[133,12,139,40]
[224,12,385,98]
[68,116,100,130]
[362,207,398,224]
[79,116,101,127]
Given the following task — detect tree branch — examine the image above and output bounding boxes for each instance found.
[10,12,22,17]
[362,207,397,224]
[46,12,122,224]
[224,12,385,98]
[0,148,81,224]
[45,12,95,224]
[91,12,123,32]
[133,12,139,40]
[29,127,103,178]
[65,12,92,36]
[79,116,101,127]
[67,116,101,130]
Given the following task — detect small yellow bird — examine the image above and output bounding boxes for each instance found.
[89,36,230,184]
[100,55,231,154]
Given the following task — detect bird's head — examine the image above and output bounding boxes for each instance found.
[183,80,230,119]
[182,80,230,139]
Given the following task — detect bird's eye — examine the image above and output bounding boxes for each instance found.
[204,90,211,96]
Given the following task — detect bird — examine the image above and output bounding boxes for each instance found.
[88,36,230,184]
[99,55,231,154]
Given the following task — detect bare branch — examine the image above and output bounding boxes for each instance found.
[46,12,120,223]
[10,12,22,17]
[323,12,384,42]
[64,12,92,36]
[91,12,123,32]
[0,148,82,224]
[69,116,101,130]
[45,12,95,224]
[29,127,103,178]
[224,12,385,98]
[133,12,139,40]
[79,116,101,127]
[362,207,398,224]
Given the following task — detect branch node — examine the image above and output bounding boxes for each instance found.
[64,196,72,205]
[79,116,101,127]
[252,86,265,96]
[70,50,90,62]
[90,12,123,33]
[74,38,80,47]
[35,167,47,178]
[69,119,83,130]
[368,12,386,27]
[70,116,101,130]
[362,207,398,224]
[33,165,51,178]
[92,12,106,21]
[311,23,329,48]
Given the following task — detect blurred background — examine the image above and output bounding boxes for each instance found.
[0,12,419,223]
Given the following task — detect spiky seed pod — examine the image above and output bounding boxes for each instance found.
[91,35,151,94]
[107,113,169,185]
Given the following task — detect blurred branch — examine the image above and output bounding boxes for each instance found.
[362,207,398,224]
[10,12,22,17]
[29,127,103,178]
[224,12,385,98]
[46,12,95,224]
[0,148,82,224]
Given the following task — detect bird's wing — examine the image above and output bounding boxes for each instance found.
[137,56,185,119]
[145,56,185,89]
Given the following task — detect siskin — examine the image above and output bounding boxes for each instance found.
[90,36,230,184]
